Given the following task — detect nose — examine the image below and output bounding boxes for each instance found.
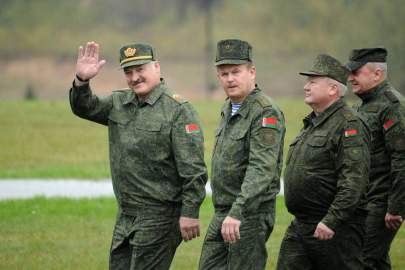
[347,74,354,82]
[131,72,140,82]
[303,82,310,91]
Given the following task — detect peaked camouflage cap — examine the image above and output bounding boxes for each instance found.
[299,54,349,85]
[346,47,387,72]
[119,43,156,69]
[215,39,253,66]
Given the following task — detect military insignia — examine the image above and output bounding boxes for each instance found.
[262,117,277,129]
[124,47,136,57]
[225,44,231,50]
[344,129,358,138]
[172,94,182,101]
[185,124,200,134]
[383,119,395,130]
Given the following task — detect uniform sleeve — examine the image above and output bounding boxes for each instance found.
[321,119,370,230]
[228,107,285,220]
[171,103,208,219]
[69,81,112,125]
[382,106,405,217]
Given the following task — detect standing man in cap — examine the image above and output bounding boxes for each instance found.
[347,47,405,270]
[69,41,208,270]
[198,39,285,270]
[276,54,370,270]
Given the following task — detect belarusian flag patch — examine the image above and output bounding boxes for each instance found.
[185,124,200,134]
[262,117,278,129]
[383,119,394,130]
[344,129,358,138]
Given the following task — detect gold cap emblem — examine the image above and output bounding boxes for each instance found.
[124,47,136,57]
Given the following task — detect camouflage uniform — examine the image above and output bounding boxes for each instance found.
[277,54,370,270]
[199,39,285,270]
[70,43,208,270]
[347,47,405,270]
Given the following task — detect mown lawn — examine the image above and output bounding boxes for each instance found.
[0,196,404,270]
[0,98,309,178]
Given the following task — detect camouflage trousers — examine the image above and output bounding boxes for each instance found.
[198,212,274,270]
[276,219,365,270]
[109,209,182,270]
[363,211,399,270]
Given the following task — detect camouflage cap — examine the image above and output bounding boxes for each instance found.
[119,43,156,69]
[346,47,387,72]
[215,39,252,66]
[299,54,349,85]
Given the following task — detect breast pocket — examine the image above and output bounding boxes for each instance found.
[306,132,330,164]
[286,136,300,165]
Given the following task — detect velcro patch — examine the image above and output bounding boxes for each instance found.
[383,119,395,131]
[344,129,358,138]
[185,124,200,134]
[262,117,277,129]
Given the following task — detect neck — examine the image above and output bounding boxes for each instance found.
[310,97,339,114]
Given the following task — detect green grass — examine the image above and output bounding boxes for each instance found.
[0,196,404,269]
[0,99,309,178]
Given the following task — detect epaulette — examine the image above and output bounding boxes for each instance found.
[384,91,399,103]
[112,88,131,94]
[342,109,356,122]
[255,95,271,108]
[167,93,187,104]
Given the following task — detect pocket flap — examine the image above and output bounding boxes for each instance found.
[135,121,162,132]
[108,111,131,125]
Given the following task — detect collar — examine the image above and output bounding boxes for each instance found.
[221,85,261,119]
[356,80,389,102]
[303,98,346,128]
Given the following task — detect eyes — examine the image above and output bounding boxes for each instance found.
[219,69,241,77]
[124,67,144,75]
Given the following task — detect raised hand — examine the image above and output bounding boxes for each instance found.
[75,41,106,81]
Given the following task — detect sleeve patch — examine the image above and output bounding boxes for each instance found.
[383,119,395,131]
[262,117,278,129]
[344,129,358,138]
[185,124,200,134]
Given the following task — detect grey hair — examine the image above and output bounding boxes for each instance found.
[327,78,347,97]
[367,62,388,78]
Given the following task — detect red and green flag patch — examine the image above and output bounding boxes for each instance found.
[344,129,358,138]
[185,124,200,134]
[262,117,277,129]
[383,119,394,131]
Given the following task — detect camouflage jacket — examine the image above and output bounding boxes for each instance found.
[355,80,405,217]
[69,80,208,218]
[211,87,285,221]
[284,98,370,230]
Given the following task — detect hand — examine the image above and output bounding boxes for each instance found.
[221,216,241,244]
[385,213,403,231]
[313,222,335,240]
[179,216,200,242]
[75,41,106,83]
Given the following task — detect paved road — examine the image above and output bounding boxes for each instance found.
[0,179,283,200]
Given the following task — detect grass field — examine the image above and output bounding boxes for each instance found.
[0,196,404,270]
[1,99,404,269]
[0,99,310,178]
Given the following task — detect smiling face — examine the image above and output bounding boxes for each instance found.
[303,76,339,112]
[216,63,256,103]
[347,64,380,94]
[124,61,161,98]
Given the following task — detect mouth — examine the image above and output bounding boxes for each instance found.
[132,80,145,87]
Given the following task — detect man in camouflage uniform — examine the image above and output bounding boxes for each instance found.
[69,41,208,270]
[198,39,285,270]
[346,47,405,270]
[276,54,370,270]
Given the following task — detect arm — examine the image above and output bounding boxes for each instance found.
[320,120,370,232]
[383,106,405,229]
[69,41,111,125]
[228,107,285,220]
[171,103,208,241]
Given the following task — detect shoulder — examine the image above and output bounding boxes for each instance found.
[161,88,188,105]
[253,92,284,118]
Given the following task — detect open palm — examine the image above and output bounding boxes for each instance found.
[76,41,106,81]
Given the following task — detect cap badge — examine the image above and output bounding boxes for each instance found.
[124,47,136,57]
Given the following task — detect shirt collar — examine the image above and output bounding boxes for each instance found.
[304,98,346,128]
[222,85,261,119]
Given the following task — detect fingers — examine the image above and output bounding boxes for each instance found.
[78,46,84,59]
[179,217,200,242]
[221,222,240,244]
